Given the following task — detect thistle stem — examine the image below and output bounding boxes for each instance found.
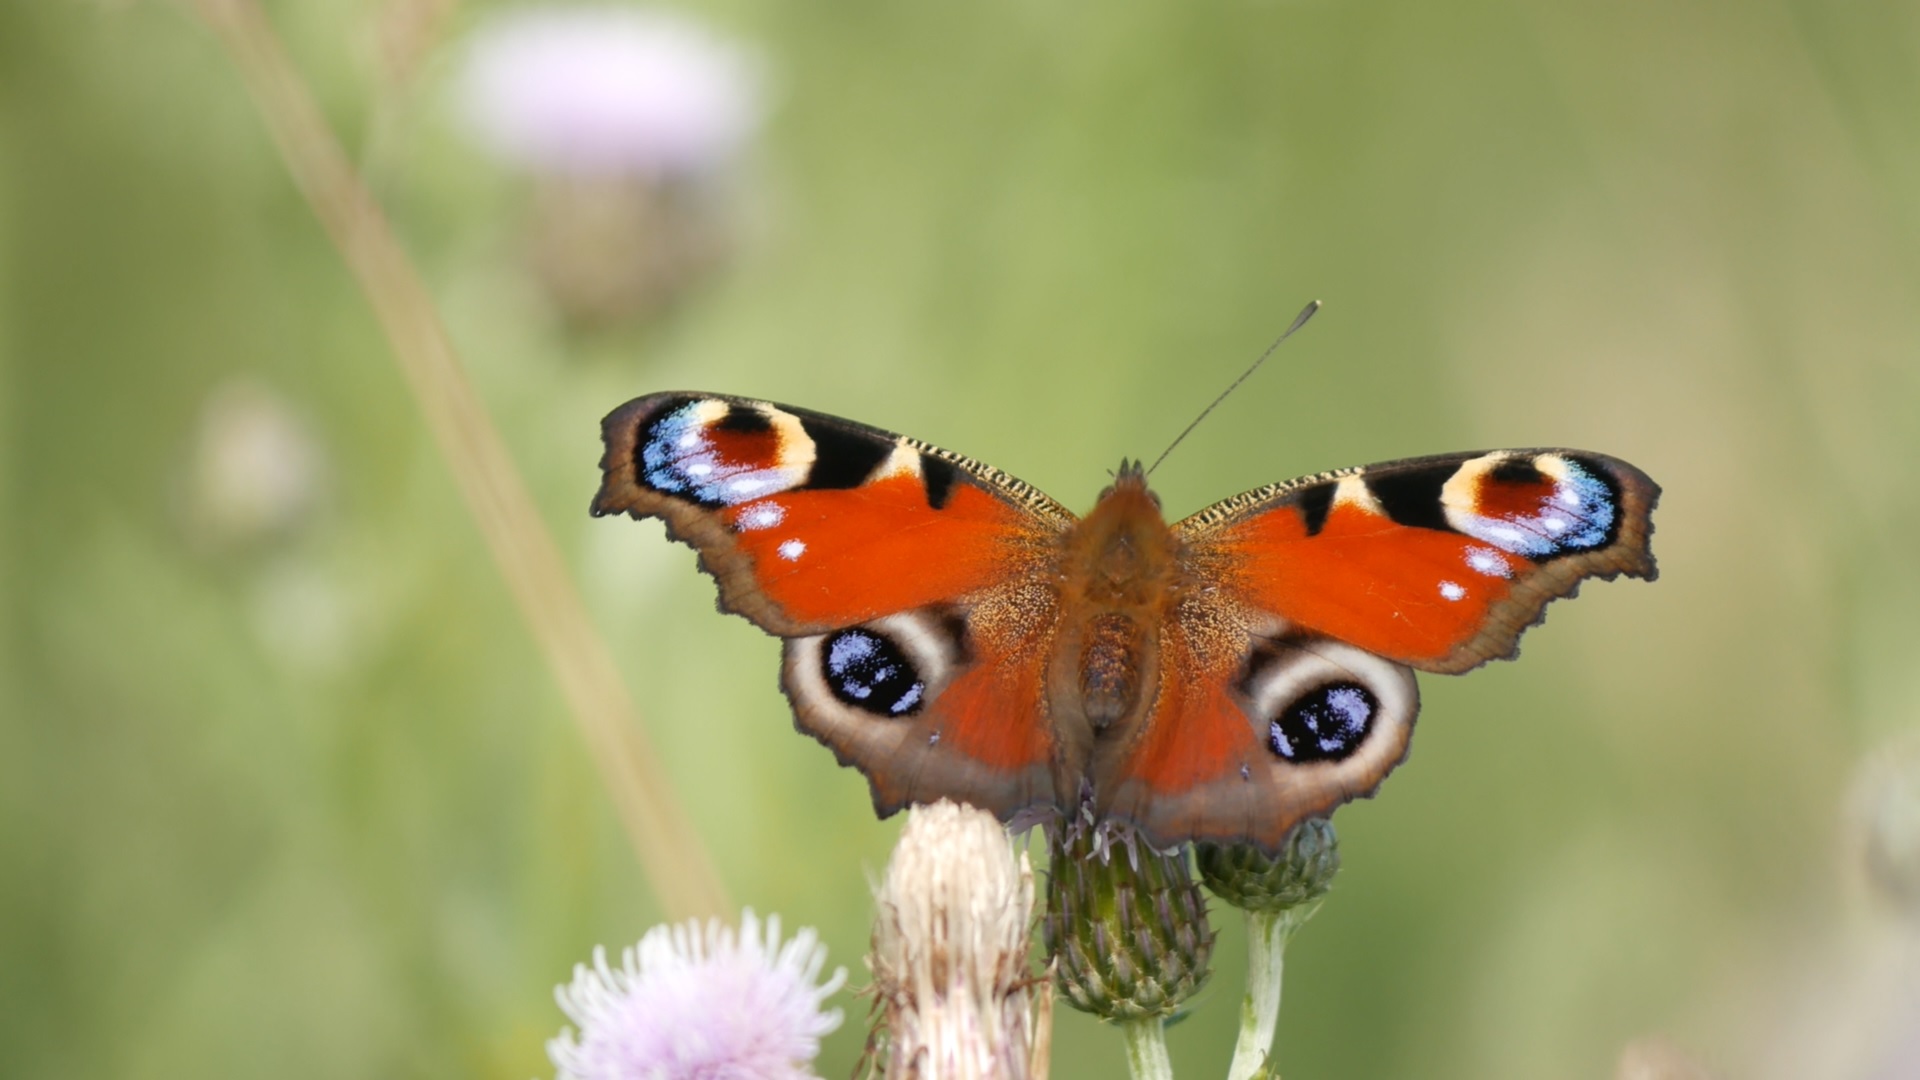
[1227,906,1311,1080]
[1122,1017,1174,1080]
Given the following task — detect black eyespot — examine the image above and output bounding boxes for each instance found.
[822,628,925,717]
[1268,682,1376,762]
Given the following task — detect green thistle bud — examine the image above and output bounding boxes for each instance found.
[1196,818,1340,913]
[1042,820,1214,1022]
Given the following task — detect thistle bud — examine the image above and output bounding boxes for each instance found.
[1043,820,1213,1021]
[1196,818,1340,914]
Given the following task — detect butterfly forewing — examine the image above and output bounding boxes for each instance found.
[1178,449,1660,674]
[594,392,1072,633]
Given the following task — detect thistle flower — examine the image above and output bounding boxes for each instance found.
[456,6,764,326]
[869,800,1043,1080]
[459,6,761,178]
[549,909,846,1080]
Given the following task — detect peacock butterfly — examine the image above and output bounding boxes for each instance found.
[592,391,1658,852]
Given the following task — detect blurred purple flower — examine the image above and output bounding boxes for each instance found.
[549,909,846,1080]
[461,5,762,177]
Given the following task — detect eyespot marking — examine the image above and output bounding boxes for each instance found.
[1444,453,1622,559]
[637,399,808,509]
[821,627,926,717]
[1268,682,1376,763]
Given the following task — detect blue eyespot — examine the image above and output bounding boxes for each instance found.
[1268,683,1375,763]
[822,628,925,717]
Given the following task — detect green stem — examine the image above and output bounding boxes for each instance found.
[1227,906,1311,1080]
[1122,1017,1174,1080]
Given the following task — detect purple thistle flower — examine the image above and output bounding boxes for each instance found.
[549,910,846,1080]
[460,5,762,178]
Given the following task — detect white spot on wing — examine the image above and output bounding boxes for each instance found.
[778,538,806,560]
[1465,546,1512,578]
[736,502,784,531]
[1439,580,1466,601]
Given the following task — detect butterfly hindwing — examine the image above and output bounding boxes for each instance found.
[781,606,1060,818]
[1179,449,1660,674]
[1095,629,1419,851]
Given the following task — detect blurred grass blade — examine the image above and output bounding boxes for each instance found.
[185,0,730,921]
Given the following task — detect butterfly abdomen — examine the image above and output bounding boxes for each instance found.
[1050,470,1192,752]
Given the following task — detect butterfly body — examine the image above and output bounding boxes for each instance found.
[595,392,1658,851]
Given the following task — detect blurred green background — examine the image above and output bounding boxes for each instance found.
[6,1,1920,1077]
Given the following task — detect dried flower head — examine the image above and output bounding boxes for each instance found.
[550,909,846,1080]
[869,800,1043,1080]
[460,5,762,178]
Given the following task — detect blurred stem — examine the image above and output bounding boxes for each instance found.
[1227,905,1314,1080]
[183,0,730,922]
[1122,1017,1173,1080]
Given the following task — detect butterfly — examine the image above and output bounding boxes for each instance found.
[592,392,1659,852]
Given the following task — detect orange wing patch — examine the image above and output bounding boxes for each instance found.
[723,476,1035,626]
[1210,499,1518,669]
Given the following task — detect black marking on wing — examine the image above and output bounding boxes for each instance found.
[936,609,973,665]
[1295,482,1335,537]
[801,416,893,490]
[633,395,733,508]
[630,394,698,482]
[920,453,959,510]
[1367,463,1457,532]
[1490,456,1543,486]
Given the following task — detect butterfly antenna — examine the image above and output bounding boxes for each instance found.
[1145,299,1322,477]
